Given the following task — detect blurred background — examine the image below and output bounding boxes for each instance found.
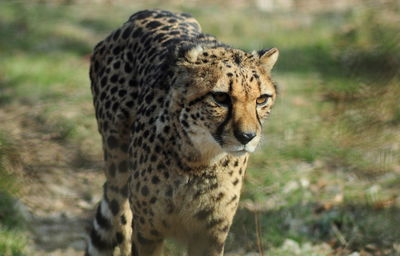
[0,0,399,255]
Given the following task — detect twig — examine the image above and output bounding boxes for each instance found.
[254,211,264,256]
[331,223,347,247]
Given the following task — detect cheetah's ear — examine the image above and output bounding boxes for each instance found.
[182,45,204,63]
[175,45,204,63]
[254,47,279,73]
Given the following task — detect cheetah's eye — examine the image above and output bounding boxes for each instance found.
[211,92,231,106]
[256,94,272,106]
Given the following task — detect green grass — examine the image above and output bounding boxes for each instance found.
[0,1,399,255]
[0,228,26,256]
[0,192,27,256]
[0,134,27,256]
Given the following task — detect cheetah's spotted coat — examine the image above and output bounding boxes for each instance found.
[87,9,279,256]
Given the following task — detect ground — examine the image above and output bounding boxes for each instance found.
[0,1,399,256]
[0,103,104,256]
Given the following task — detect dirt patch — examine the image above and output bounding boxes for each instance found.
[0,104,104,255]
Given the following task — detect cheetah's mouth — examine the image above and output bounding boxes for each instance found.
[212,134,255,155]
[227,145,254,155]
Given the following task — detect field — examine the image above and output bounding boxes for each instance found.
[0,0,399,255]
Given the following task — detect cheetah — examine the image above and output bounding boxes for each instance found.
[87,9,279,256]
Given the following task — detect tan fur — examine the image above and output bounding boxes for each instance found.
[88,9,278,256]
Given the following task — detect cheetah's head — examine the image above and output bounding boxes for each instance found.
[169,45,279,164]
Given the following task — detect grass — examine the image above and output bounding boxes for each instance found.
[0,134,27,256]
[0,0,399,255]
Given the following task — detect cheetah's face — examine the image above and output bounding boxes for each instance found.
[172,46,279,158]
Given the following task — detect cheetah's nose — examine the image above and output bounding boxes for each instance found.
[234,131,256,145]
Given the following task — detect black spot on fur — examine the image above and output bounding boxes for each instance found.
[195,208,213,220]
[112,29,121,41]
[163,171,169,179]
[109,199,120,216]
[216,192,224,201]
[121,214,127,225]
[100,91,106,100]
[181,120,189,128]
[207,218,224,229]
[116,232,124,244]
[113,46,121,55]
[100,76,107,87]
[124,63,132,73]
[120,143,129,153]
[227,195,237,205]
[108,163,116,177]
[131,27,143,38]
[122,26,133,39]
[118,160,128,173]
[163,125,170,133]
[150,229,160,237]
[110,86,118,94]
[141,185,149,196]
[134,10,153,20]
[110,74,118,83]
[107,136,119,149]
[145,93,154,104]
[161,25,171,31]
[126,101,134,108]
[221,225,229,233]
[112,102,119,112]
[118,90,127,97]
[113,61,120,69]
[146,21,162,29]
[151,176,160,184]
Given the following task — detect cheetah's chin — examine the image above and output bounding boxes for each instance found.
[226,146,255,156]
[228,150,248,157]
